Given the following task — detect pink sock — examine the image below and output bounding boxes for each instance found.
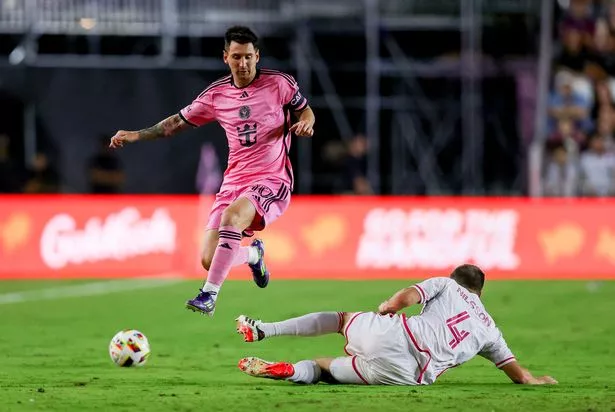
[232,247,250,266]
[206,226,242,287]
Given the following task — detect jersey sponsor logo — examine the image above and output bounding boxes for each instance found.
[240,91,249,98]
[237,123,258,147]
[238,105,251,120]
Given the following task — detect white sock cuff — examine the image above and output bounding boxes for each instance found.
[288,360,321,384]
[202,282,220,294]
[247,246,259,265]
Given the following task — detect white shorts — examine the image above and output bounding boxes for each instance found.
[330,312,420,385]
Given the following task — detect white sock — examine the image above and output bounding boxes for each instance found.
[287,360,321,384]
[247,246,259,265]
[259,312,342,338]
[202,282,220,299]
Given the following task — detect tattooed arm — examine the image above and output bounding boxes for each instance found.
[109,114,192,148]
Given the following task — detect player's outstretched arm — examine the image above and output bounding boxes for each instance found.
[109,114,192,148]
[377,287,421,315]
[500,361,557,385]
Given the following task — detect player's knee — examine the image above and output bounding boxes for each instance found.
[329,357,369,385]
[220,208,249,228]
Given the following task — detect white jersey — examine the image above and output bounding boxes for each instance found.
[403,277,516,384]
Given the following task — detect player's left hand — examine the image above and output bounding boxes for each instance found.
[290,121,314,137]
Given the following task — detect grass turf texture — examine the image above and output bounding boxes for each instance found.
[0,279,613,411]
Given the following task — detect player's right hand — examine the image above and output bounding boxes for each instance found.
[530,376,558,385]
[109,130,139,148]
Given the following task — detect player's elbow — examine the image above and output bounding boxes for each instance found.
[402,287,421,306]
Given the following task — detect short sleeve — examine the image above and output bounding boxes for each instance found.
[411,277,452,304]
[179,89,216,127]
[479,329,516,368]
[279,74,308,112]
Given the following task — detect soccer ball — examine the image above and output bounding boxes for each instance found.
[108,329,151,367]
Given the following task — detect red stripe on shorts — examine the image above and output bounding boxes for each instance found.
[351,356,369,385]
[343,312,364,356]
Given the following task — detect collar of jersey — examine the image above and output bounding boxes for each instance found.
[230,69,261,89]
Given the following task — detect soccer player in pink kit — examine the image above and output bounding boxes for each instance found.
[235,264,557,386]
[109,26,315,316]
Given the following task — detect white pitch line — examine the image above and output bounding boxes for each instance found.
[0,274,183,305]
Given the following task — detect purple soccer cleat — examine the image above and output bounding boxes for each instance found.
[186,290,217,316]
[249,239,269,288]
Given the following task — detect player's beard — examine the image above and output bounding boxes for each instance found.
[235,69,254,86]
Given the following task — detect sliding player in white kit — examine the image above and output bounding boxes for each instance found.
[235,264,557,386]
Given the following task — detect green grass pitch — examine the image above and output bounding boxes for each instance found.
[0,279,613,411]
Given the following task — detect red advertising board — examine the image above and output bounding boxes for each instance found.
[0,195,201,278]
[1,195,614,279]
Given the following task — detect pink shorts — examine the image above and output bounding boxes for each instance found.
[205,178,291,232]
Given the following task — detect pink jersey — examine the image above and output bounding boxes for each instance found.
[179,69,308,190]
[403,277,516,384]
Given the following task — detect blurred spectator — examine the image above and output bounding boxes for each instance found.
[548,70,593,133]
[195,142,222,195]
[585,18,615,80]
[0,133,23,193]
[322,140,348,166]
[591,80,615,117]
[548,118,586,147]
[579,134,615,196]
[543,143,579,197]
[555,28,590,74]
[88,135,125,194]
[595,111,615,149]
[552,26,594,102]
[342,134,373,195]
[540,0,615,198]
[22,152,60,193]
[603,0,615,35]
[559,0,596,46]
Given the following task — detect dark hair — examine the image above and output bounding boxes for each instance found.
[545,139,566,153]
[224,26,258,50]
[450,264,485,294]
[589,133,605,142]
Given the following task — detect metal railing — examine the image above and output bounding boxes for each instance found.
[0,0,294,35]
[0,0,541,35]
